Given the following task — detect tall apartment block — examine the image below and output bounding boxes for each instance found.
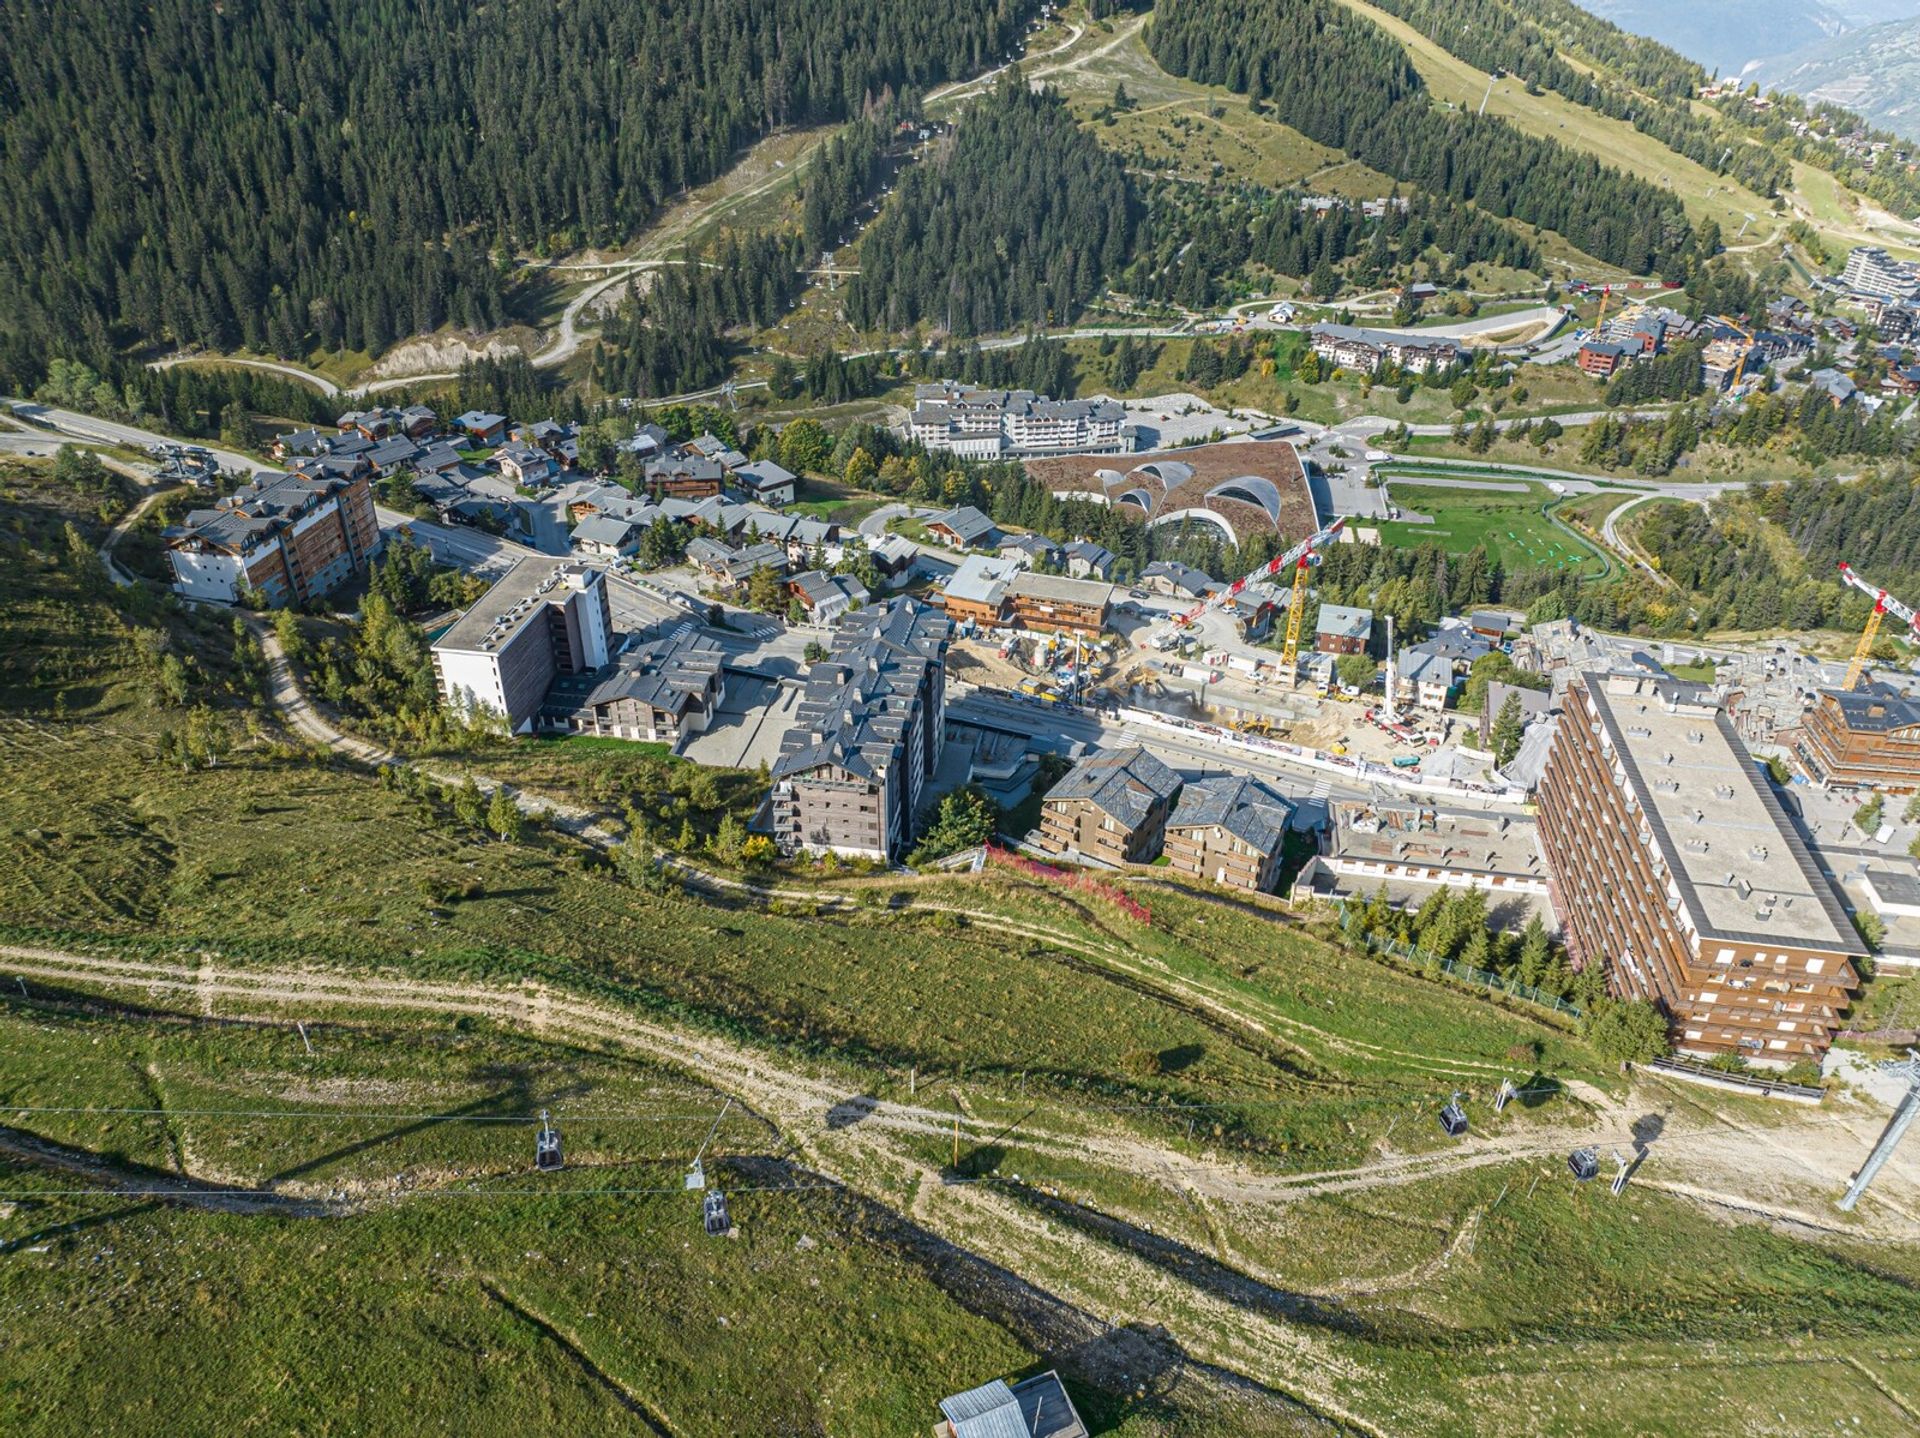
[430,558,613,732]
[1536,674,1864,1064]
[164,470,379,606]
[770,599,950,861]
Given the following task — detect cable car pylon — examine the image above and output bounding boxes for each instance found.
[1840,1049,1920,1212]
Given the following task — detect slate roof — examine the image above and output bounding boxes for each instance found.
[1169,775,1293,855]
[1821,682,1920,734]
[1046,746,1182,830]
[928,505,999,545]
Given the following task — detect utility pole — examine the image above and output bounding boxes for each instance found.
[1839,1050,1920,1212]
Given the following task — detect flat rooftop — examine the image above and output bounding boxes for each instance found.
[1586,674,1862,954]
[433,557,591,654]
[1327,800,1544,881]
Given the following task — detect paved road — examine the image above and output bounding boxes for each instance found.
[11,403,272,475]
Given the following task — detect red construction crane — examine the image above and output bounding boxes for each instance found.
[1837,561,1920,690]
[1161,514,1346,641]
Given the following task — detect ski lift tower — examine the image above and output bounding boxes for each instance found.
[1839,1049,1920,1212]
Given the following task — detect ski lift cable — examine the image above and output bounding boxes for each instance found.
[0,1180,840,1202]
[2,1105,743,1124]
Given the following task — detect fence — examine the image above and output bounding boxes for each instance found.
[985,844,1152,925]
[1333,899,1583,1019]
[1648,1055,1825,1105]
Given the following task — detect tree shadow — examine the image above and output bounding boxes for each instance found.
[1156,1043,1205,1075]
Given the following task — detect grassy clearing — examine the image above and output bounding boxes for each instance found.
[1335,0,1769,248]
[1372,479,1604,574]
[13,461,1920,1433]
[0,1003,1085,1438]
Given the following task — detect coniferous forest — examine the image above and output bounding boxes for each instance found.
[1148,0,1700,273]
[0,0,1033,387]
[846,76,1135,337]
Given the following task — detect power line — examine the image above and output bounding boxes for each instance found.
[3,1105,737,1124]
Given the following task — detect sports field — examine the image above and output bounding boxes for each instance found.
[1375,477,1606,575]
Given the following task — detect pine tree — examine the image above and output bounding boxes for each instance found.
[1491,690,1525,766]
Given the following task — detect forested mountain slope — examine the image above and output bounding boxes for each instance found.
[0,0,1031,383]
[1146,0,1700,273]
[847,76,1134,336]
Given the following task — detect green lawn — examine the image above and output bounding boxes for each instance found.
[12,450,1920,1435]
[1373,477,1605,575]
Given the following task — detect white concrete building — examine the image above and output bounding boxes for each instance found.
[431,559,613,733]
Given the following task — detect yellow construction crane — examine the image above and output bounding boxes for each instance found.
[1281,550,1317,673]
[1838,562,1920,690]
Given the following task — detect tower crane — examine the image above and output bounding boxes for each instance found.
[1837,562,1920,691]
[1157,517,1347,665]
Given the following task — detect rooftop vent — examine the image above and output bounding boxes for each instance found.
[1627,725,1654,739]
[1747,844,1769,862]
[1685,730,1705,745]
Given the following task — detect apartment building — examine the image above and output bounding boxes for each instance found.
[431,559,614,732]
[1307,323,1459,375]
[907,382,1130,458]
[1842,246,1920,302]
[1035,746,1182,866]
[770,599,950,861]
[540,624,725,745]
[164,469,379,607]
[1163,776,1294,892]
[1297,799,1550,916]
[1005,572,1113,636]
[1536,674,1865,1064]
[1792,683,1920,791]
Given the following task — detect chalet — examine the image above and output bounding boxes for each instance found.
[733,460,797,506]
[867,533,920,588]
[1468,611,1514,643]
[1035,746,1182,866]
[494,441,558,488]
[1164,776,1294,892]
[1478,680,1552,750]
[939,554,1018,629]
[998,533,1063,569]
[1062,539,1115,580]
[397,404,438,439]
[1792,683,1920,791]
[410,443,465,476]
[272,428,329,460]
[925,505,1000,550]
[570,514,642,559]
[336,408,399,440]
[1314,604,1373,656]
[541,625,726,746]
[788,569,869,625]
[362,436,421,475]
[1395,646,1454,711]
[645,455,725,500]
[1138,560,1217,601]
[454,410,508,445]
[1808,368,1858,407]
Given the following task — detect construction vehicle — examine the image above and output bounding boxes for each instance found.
[1837,562,1920,690]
